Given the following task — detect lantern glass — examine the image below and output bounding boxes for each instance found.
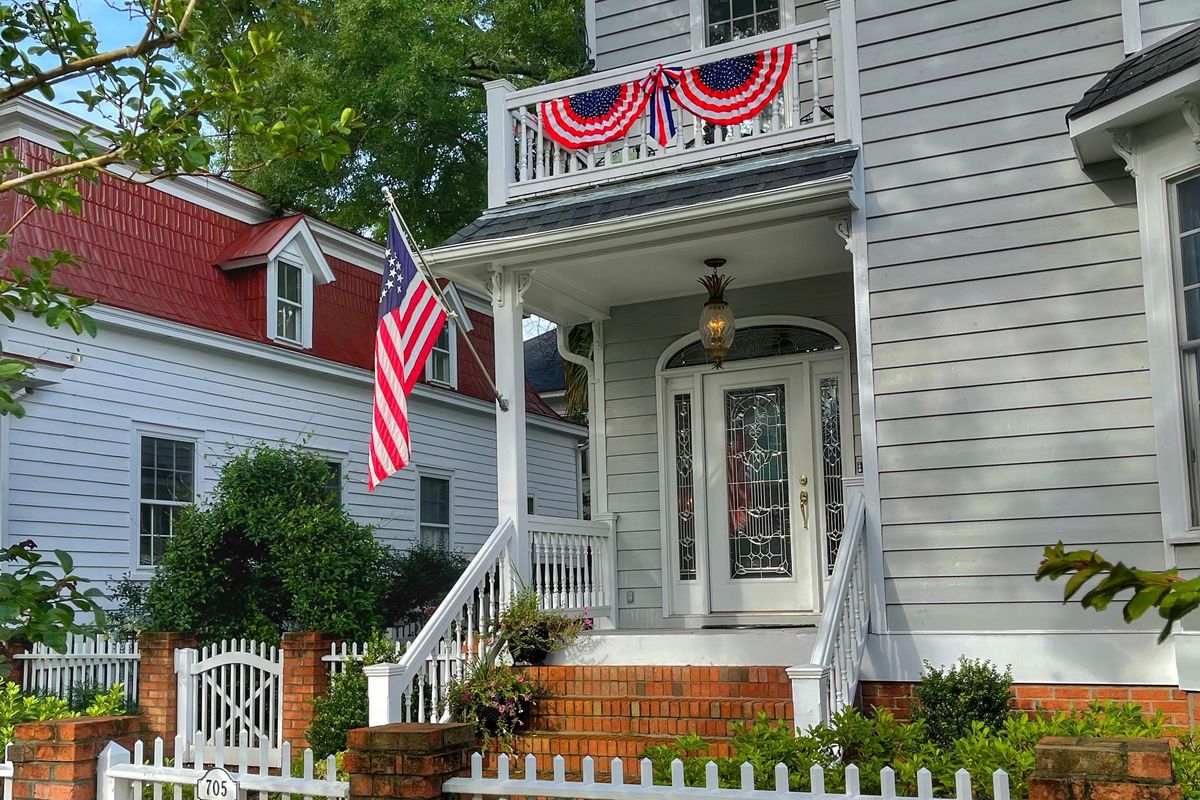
[699,300,736,361]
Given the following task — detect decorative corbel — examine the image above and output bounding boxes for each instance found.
[517,270,534,304]
[1180,96,1200,151]
[1108,129,1137,176]
[488,266,505,308]
[831,217,853,253]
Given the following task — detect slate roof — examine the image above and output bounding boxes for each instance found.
[443,142,858,246]
[1068,21,1200,119]
[524,329,566,394]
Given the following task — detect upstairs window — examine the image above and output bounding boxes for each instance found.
[1175,173,1200,523]
[275,261,305,345]
[425,325,456,387]
[419,475,451,549]
[706,0,780,45]
[138,436,195,566]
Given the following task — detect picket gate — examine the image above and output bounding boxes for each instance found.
[97,736,346,799]
[445,754,1012,800]
[16,633,140,706]
[175,639,283,768]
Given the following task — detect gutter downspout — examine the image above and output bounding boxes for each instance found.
[555,324,606,514]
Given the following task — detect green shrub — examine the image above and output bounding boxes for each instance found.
[643,701,1171,800]
[307,632,402,759]
[105,573,149,641]
[0,681,126,749]
[377,544,470,628]
[913,657,1013,747]
[145,443,385,642]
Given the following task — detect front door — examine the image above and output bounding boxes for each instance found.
[702,364,815,613]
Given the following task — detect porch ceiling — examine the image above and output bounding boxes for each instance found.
[428,148,858,324]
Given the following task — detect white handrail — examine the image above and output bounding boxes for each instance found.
[789,488,869,729]
[529,515,616,618]
[366,517,517,725]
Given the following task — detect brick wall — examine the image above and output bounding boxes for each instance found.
[138,631,195,752]
[1029,737,1181,800]
[861,682,1197,727]
[9,715,141,800]
[281,631,336,750]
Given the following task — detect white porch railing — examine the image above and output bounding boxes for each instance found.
[530,515,615,618]
[366,517,516,725]
[16,633,140,707]
[487,19,838,205]
[1,744,12,800]
[446,753,1010,800]
[97,737,347,799]
[788,486,869,729]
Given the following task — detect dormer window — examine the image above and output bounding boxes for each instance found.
[214,215,336,352]
[275,260,305,345]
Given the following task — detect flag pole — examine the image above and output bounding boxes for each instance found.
[382,187,510,413]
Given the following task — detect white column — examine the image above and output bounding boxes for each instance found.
[485,80,516,209]
[491,266,531,585]
[787,664,831,732]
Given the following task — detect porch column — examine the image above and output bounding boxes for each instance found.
[491,265,531,586]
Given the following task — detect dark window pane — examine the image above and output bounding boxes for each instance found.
[1180,175,1200,233]
[1184,232,1200,287]
[325,461,342,506]
[1187,288,1200,342]
[708,22,731,44]
[278,263,302,303]
[420,476,450,525]
[733,16,757,38]
[708,0,730,22]
[732,0,754,18]
[755,10,780,31]
[758,0,778,11]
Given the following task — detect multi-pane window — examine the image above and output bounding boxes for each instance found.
[1176,174,1200,523]
[139,436,195,566]
[276,261,304,344]
[706,0,780,45]
[426,326,453,385]
[325,461,343,507]
[419,475,451,549]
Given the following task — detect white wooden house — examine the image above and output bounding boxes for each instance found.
[0,98,586,591]
[365,0,1200,746]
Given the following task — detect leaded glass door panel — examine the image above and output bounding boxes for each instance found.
[702,364,815,613]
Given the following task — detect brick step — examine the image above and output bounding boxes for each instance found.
[485,733,732,779]
[528,697,792,737]
[520,666,792,700]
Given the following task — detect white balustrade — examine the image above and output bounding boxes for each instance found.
[487,20,837,205]
[789,486,870,730]
[366,517,516,725]
[529,515,615,618]
[16,633,140,707]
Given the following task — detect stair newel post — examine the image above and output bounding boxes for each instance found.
[787,663,832,732]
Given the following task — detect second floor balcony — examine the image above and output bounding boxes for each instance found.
[485,9,854,208]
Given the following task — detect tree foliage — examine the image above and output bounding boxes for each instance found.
[1037,542,1199,641]
[1,0,358,416]
[198,0,590,245]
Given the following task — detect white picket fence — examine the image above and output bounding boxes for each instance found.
[0,744,13,800]
[323,639,407,675]
[15,633,140,706]
[97,736,347,799]
[446,754,1011,800]
[176,639,283,768]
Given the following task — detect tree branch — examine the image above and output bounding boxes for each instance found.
[0,0,199,105]
[0,148,127,194]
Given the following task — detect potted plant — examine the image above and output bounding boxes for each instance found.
[445,656,540,751]
[497,587,592,665]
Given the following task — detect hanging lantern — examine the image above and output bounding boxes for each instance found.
[697,258,735,368]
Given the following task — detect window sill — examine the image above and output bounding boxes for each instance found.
[271,337,310,351]
[1166,527,1200,546]
[426,378,457,390]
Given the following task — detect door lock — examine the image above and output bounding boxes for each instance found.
[799,474,810,528]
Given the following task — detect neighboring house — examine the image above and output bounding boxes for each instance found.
[0,98,585,589]
[524,328,569,417]
[367,0,1200,749]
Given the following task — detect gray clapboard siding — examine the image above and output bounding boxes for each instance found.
[858,0,1162,633]
[1140,0,1196,46]
[1,313,581,587]
[602,274,858,628]
[593,0,689,69]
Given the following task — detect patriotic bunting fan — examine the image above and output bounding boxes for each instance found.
[670,44,794,125]
[540,81,649,150]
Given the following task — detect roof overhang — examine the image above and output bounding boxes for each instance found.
[425,172,856,325]
[1069,62,1200,166]
[215,216,337,285]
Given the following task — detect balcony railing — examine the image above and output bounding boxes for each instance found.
[485,18,843,207]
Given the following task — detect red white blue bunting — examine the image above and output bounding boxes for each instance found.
[670,44,795,125]
[539,81,649,149]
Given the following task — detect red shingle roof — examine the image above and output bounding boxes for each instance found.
[0,137,562,420]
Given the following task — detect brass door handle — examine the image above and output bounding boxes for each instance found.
[799,474,809,528]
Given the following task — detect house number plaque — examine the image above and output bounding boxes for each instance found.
[196,767,241,799]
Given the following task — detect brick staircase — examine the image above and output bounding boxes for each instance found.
[487,665,794,779]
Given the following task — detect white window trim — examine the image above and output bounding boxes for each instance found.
[267,257,315,349]
[130,423,202,573]
[1131,117,1200,543]
[689,0,794,51]
[415,467,454,549]
[424,324,458,389]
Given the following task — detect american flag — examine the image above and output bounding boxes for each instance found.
[369,212,448,490]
